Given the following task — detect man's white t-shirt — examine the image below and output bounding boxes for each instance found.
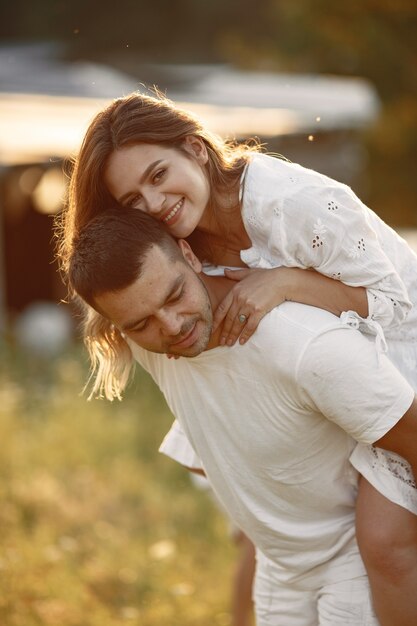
[130,302,414,586]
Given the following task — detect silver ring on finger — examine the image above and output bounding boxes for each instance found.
[238,313,248,324]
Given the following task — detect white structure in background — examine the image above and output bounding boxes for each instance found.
[0,45,380,165]
[154,63,380,132]
[0,43,381,347]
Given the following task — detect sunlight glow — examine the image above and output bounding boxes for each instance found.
[0,92,112,165]
[0,92,303,167]
[32,167,66,215]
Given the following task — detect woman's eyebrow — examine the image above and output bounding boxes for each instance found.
[117,160,164,204]
[140,160,163,184]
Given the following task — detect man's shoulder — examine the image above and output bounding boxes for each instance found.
[247,302,348,371]
[264,302,340,338]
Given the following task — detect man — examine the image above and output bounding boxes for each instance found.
[69,209,417,625]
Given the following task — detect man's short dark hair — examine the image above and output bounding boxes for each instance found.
[68,207,181,308]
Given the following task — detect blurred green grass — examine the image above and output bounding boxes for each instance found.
[0,346,235,626]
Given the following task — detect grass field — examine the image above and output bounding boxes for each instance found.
[0,345,236,626]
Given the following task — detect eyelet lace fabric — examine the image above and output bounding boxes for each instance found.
[241,153,417,336]
[370,446,416,490]
[350,442,417,515]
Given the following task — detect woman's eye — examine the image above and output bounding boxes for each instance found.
[153,169,166,183]
[126,194,142,209]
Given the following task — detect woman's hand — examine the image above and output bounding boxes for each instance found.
[212,265,369,347]
[213,267,292,346]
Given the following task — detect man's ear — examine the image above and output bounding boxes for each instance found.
[182,136,208,165]
[178,239,203,272]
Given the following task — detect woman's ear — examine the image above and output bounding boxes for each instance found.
[182,136,208,165]
[178,239,203,272]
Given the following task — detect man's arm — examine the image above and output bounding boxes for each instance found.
[373,396,417,478]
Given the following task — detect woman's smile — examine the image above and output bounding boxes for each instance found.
[161,197,184,225]
[104,141,211,238]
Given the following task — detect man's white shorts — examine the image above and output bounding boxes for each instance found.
[254,552,379,625]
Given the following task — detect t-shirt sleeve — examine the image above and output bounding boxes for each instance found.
[269,173,412,328]
[296,324,415,444]
[159,420,204,470]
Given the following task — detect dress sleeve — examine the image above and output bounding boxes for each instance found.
[159,420,204,470]
[270,175,412,329]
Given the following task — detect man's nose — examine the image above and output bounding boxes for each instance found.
[158,309,183,336]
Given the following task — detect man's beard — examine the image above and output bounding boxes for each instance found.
[167,274,213,357]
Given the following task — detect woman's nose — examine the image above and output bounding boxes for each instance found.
[145,189,165,215]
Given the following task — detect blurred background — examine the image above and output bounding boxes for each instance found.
[0,2,416,624]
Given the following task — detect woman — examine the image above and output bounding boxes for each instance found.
[59,91,417,624]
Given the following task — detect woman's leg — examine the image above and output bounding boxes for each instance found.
[356,476,417,626]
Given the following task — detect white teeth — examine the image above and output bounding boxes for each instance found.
[163,198,183,223]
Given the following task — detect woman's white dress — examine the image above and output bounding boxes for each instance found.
[239,152,417,513]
